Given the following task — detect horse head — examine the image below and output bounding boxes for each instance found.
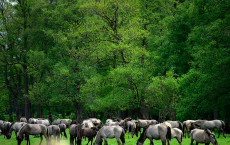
[5,122,15,139]
[205,129,218,145]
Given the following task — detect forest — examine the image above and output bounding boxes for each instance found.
[0,0,229,124]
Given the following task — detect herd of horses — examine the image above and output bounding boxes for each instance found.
[0,117,227,145]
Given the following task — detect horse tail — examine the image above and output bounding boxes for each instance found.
[120,129,125,144]
[178,121,183,130]
[128,124,131,133]
[166,126,171,141]
[221,120,226,130]
[46,127,48,137]
[182,122,186,136]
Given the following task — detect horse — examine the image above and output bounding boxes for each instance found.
[37,119,50,126]
[47,125,60,145]
[136,119,158,128]
[82,120,95,128]
[82,127,98,145]
[182,120,196,138]
[17,123,49,145]
[191,129,218,145]
[52,119,62,125]
[5,122,26,139]
[20,117,28,123]
[59,123,67,139]
[69,124,83,145]
[126,120,138,138]
[190,120,226,138]
[87,118,102,126]
[164,121,183,130]
[136,123,171,145]
[94,125,125,145]
[105,119,119,126]
[60,119,72,128]
[118,117,132,132]
[28,118,38,124]
[170,128,183,145]
[0,121,11,138]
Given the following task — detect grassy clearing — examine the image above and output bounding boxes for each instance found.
[0,130,230,145]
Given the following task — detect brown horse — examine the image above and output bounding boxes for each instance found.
[82,127,98,145]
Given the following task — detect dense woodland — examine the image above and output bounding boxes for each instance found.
[0,0,229,123]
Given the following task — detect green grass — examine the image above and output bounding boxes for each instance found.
[0,130,230,145]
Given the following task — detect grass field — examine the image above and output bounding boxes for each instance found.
[0,130,230,145]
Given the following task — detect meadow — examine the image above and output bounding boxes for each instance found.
[0,130,230,145]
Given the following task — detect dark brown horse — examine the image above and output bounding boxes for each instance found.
[0,121,11,138]
[82,127,98,145]
[69,124,83,145]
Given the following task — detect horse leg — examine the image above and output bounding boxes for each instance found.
[26,135,30,145]
[149,138,154,145]
[104,138,108,145]
[86,137,91,145]
[70,136,74,145]
[191,138,194,145]
[220,128,226,138]
[90,137,93,145]
[217,129,221,138]
[167,139,170,145]
[115,137,121,145]
[64,131,67,139]
[39,134,43,145]
[162,140,166,145]
[195,142,198,145]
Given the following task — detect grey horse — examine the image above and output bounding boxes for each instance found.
[183,120,196,138]
[94,125,125,145]
[59,123,67,139]
[126,120,138,138]
[170,128,183,145]
[164,121,183,130]
[47,125,60,144]
[20,117,27,123]
[191,129,218,145]
[5,122,26,139]
[190,120,226,138]
[17,123,48,145]
[136,123,171,145]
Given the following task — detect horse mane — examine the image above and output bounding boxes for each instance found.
[94,126,103,144]
[8,122,16,133]
[17,123,27,138]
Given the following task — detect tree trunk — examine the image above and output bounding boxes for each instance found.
[37,103,42,118]
[75,102,82,123]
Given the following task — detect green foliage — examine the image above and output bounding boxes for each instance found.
[0,0,229,121]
